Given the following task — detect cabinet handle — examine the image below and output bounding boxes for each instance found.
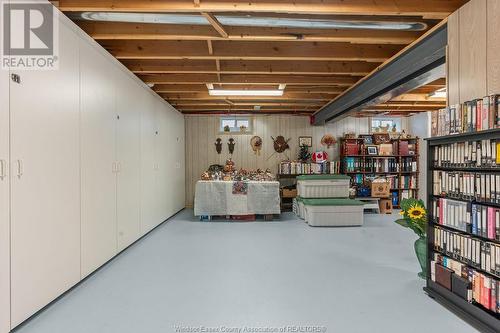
[0,160,5,180]
[116,162,121,173]
[16,160,23,178]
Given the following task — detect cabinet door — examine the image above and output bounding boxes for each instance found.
[116,74,141,251]
[157,103,172,221]
[80,43,117,277]
[0,50,10,333]
[10,25,81,326]
[172,111,185,213]
[140,95,159,234]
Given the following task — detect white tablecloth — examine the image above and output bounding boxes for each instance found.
[194,181,280,216]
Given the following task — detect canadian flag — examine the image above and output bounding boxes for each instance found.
[312,151,328,163]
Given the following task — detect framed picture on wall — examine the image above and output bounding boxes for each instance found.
[298,136,312,147]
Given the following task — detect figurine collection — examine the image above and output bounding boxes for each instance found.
[201,158,275,182]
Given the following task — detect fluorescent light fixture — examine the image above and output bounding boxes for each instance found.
[74,12,427,31]
[429,88,447,98]
[278,84,287,90]
[209,89,284,96]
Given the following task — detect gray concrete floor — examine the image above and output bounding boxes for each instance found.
[15,210,476,333]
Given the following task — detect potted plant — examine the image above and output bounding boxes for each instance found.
[223,125,230,132]
[239,125,247,132]
[394,198,428,279]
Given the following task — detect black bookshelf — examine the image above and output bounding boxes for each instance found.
[425,129,500,333]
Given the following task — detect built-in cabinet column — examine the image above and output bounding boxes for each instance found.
[9,25,81,327]
[80,43,118,278]
[487,0,500,94]
[0,48,10,333]
[458,0,487,103]
[116,73,141,251]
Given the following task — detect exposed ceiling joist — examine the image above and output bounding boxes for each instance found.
[160,92,334,101]
[141,74,360,85]
[201,12,228,38]
[101,40,402,62]
[153,84,346,94]
[58,0,467,19]
[76,21,424,45]
[122,59,377,76]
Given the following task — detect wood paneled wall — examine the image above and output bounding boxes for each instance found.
[184,115,370,206]
[447,0,500,104]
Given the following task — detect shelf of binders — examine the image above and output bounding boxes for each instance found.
[425,128,500,331]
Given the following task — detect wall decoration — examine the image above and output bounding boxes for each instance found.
[215,138,223,154]
[250,136,263,155]
[298,145,311,162]
[268,135,290,160]
[320,134,336,148]
[311,151,328,163]
[366,146,378,155]
[298,136,312,147]
[272,135,290,153]
[227,138,235,154]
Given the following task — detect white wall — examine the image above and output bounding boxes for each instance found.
[1,5,185,332]
[185,115,370,206]
[408,112,431,201]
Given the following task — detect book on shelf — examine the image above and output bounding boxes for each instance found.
[343,157,417,173]
[432,138,499,168]
[432,170,500,203]
[432,94,500,137]
[431,197,500,240]
[278,161,340,175]
[433,227,500,279]
[430,252,500,314]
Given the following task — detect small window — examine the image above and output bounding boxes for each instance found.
[220,116,253,134]
[371,117,402,133]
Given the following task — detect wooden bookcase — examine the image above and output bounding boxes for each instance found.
[424,129,500,333]
[339,137,419,208]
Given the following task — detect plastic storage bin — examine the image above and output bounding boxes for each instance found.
[302,198,364,227]
[295,197,306,220]
[297,175,350,198]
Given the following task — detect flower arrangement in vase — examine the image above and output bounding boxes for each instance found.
[394,198,428,279]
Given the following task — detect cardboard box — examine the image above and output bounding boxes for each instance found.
[371,182,390,198]
[379,198,393,214]
[282,188,297,198]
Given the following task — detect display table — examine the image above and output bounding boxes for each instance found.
[194,180,280,216]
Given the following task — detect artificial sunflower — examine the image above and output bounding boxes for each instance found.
[407,205,426,220]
